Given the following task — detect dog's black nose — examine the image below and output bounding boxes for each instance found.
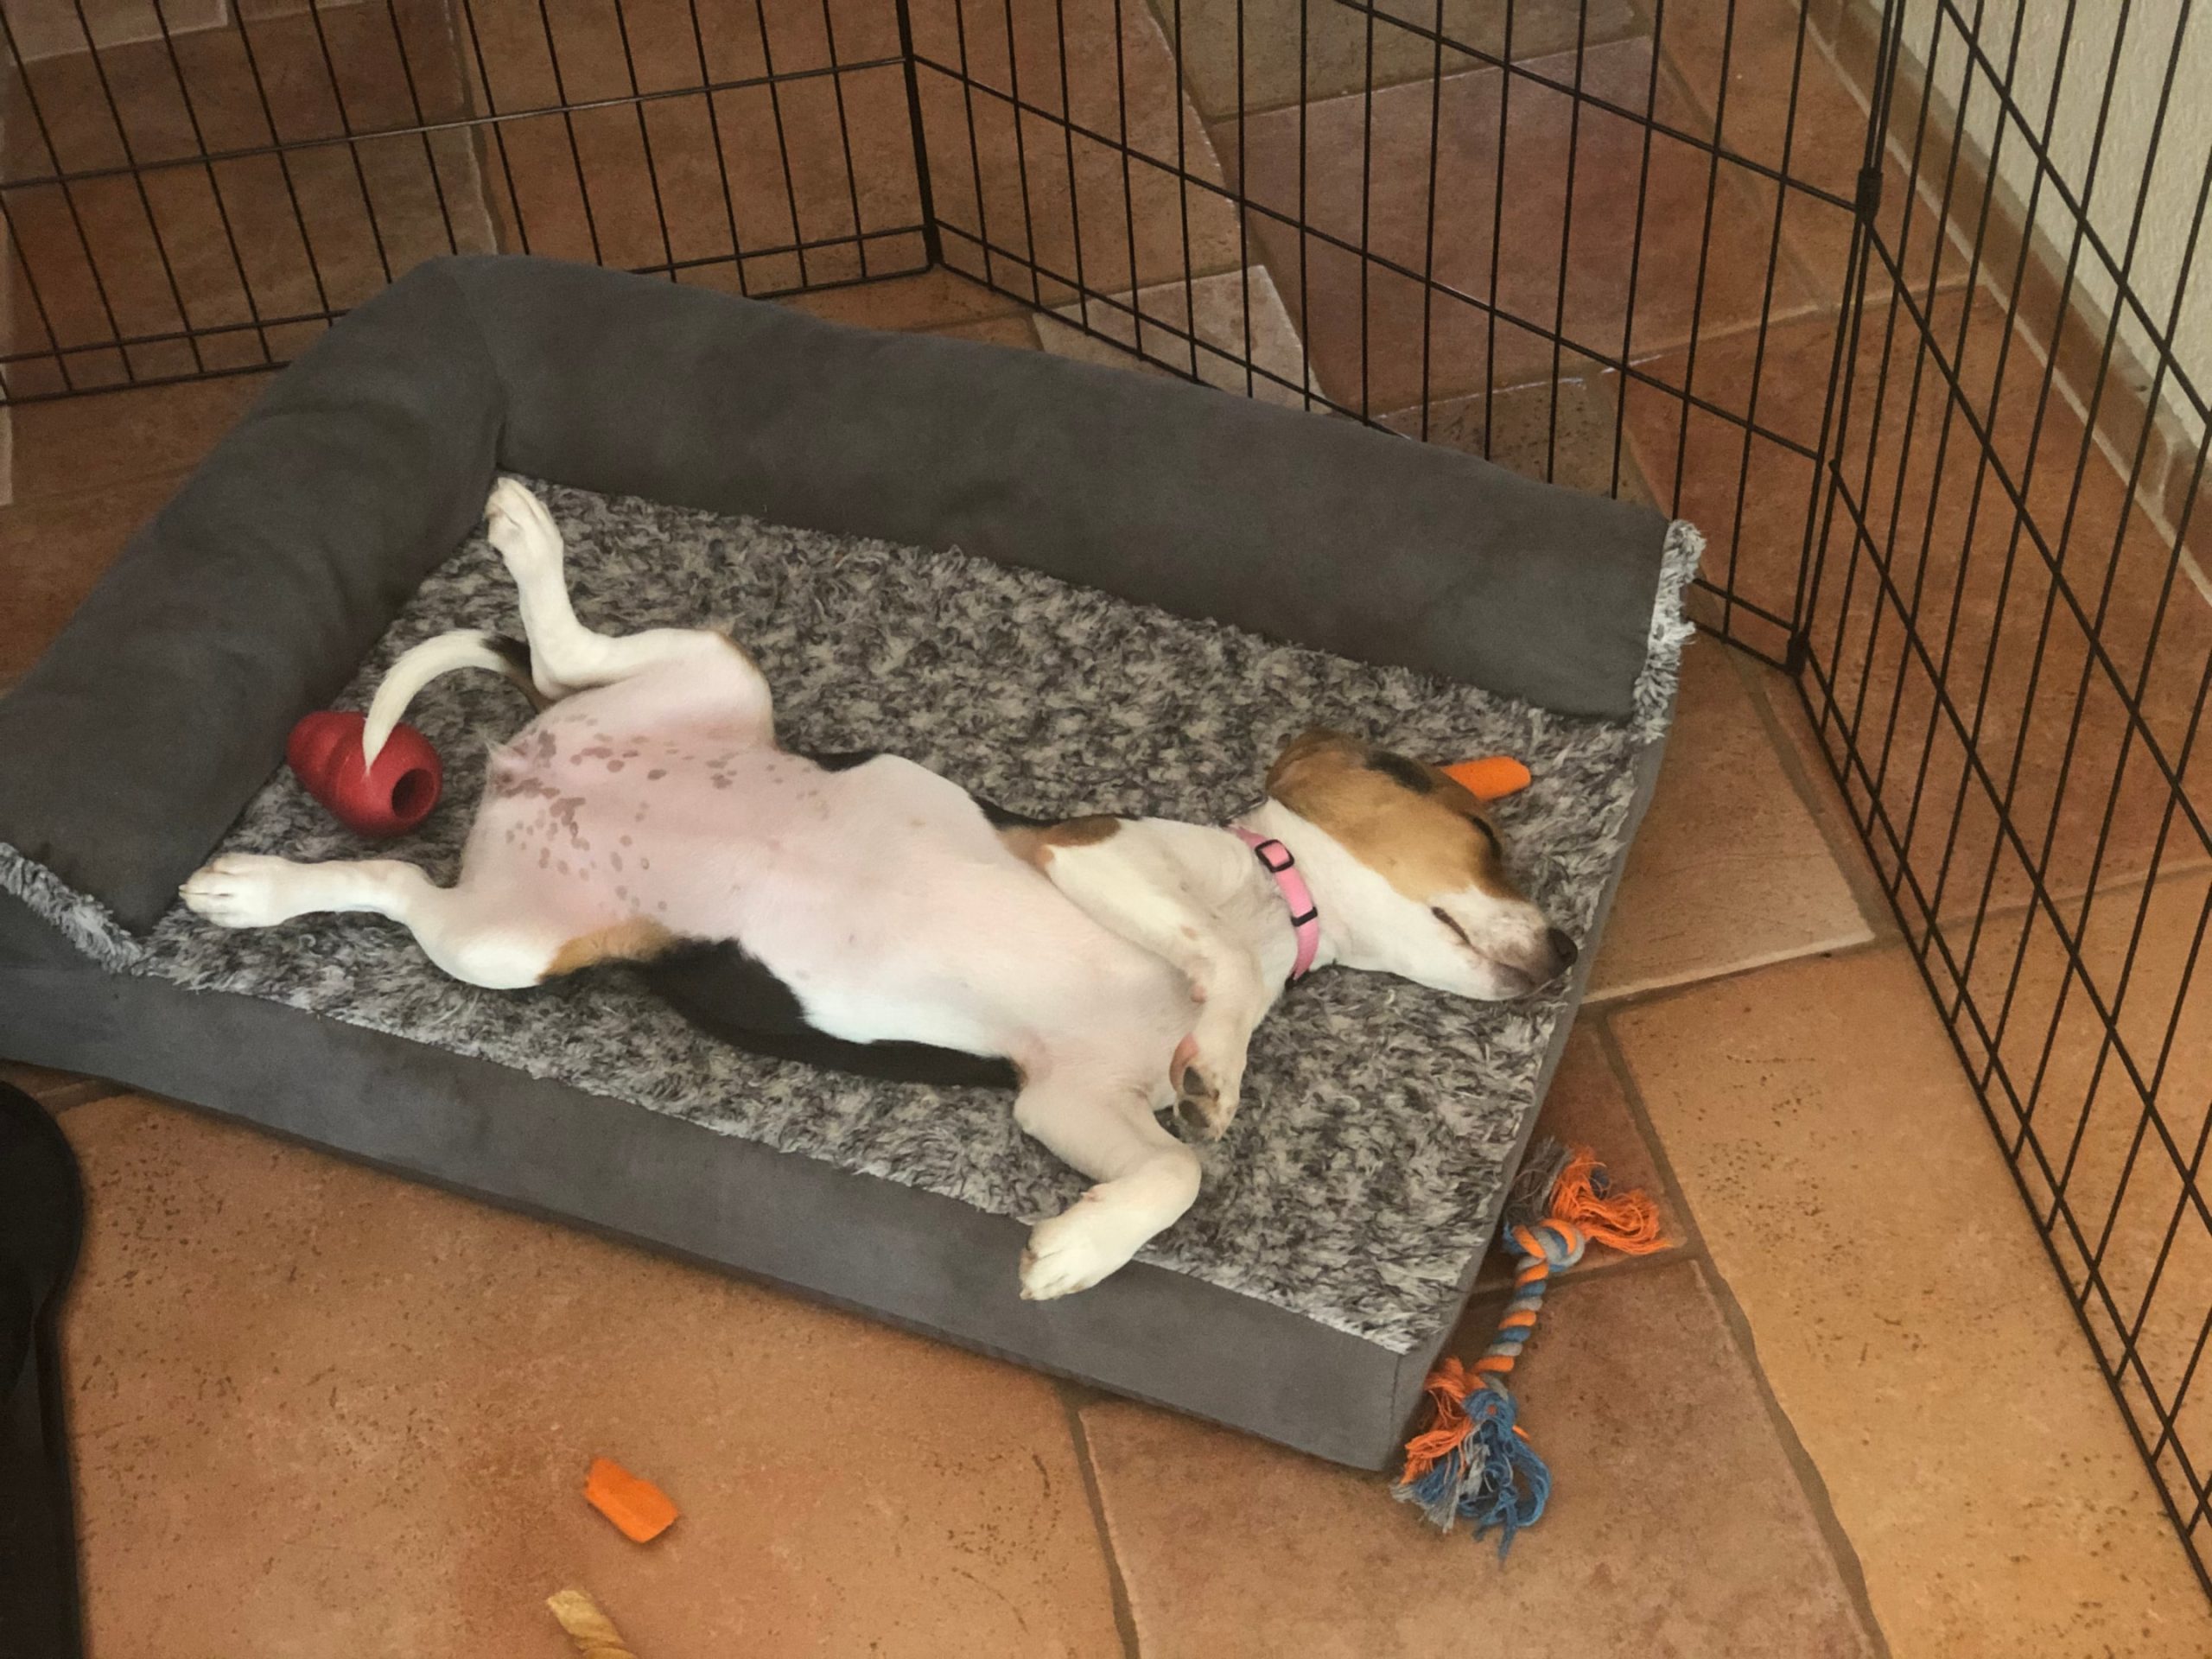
[1546,927,1580,976]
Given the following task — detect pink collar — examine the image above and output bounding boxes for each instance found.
[1231,826,1321,983]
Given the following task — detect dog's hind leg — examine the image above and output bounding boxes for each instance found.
[1012,1063,1203,1300]
[485,480,772,736]
[180,854,575,989]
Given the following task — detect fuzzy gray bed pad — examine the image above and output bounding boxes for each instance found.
[0,257,1691,1468]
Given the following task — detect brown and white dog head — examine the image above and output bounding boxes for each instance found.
[1263,728,1575,1001]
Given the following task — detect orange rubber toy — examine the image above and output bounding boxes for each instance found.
[583,1458,678,1543]
[1444,755,1533,802]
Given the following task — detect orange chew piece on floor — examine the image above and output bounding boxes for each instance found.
[584,1458,678,1542]
[1444,754,1533,802]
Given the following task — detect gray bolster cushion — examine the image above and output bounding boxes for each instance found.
[0,255,1668,931]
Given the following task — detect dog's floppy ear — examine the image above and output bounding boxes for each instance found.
[1441,755,1532,802]
[1269,733,1531,805]
[1265,728,1364,796]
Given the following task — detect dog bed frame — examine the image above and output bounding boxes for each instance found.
[0,255,1690,1469]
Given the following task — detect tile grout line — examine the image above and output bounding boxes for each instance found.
[1056,1380,1144,1659]
[1585,925,1893,1007]
[1588,927,1904,1018]
[1589,1007,1897,1659]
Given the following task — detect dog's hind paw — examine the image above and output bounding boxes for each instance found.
[485,478,560,568]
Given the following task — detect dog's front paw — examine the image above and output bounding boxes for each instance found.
[180,854,308,929]
[1020,1196,1140,1300]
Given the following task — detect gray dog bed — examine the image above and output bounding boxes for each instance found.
[0,256,1691,1467]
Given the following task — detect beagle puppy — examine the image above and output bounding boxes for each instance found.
[182,481,1573,1300]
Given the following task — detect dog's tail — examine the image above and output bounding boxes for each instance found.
[363,629,542,765]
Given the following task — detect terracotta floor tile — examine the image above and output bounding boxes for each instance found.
[1611,947,2212,1658]
[1646,0,1969,309]
[1035,263,1318,406]
[1785,295,2212,918]
[1589,639,1872,999]
[1154,0,1645,121]
[1624,283,2212,922]
[1646,0,1859,200]
[1929,869,2212,1475]
[503,0,903,93]
[3,0,473,177]
[5,0,224,64]
[429,0,903,258]
[4,372,264,503]
[1,10,496,386]
[1381,365,1655,502]
[0,1058,120,1111]
[1474,1025,1682,1292]
[58,1096,1125,1658]
[1617,298,1834,631]
[1224,43,1819,416]
[0,469,184,682]
[1737,646,1906,933]
[479,60,925,292]
[931,312,1042,347]
[912,0,1243,302]
[1080,1260,1877,1658]
[779,266,1033,330]
[1617,283,2089,625]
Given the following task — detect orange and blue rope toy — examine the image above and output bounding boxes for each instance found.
[1393,1139,1666,1555]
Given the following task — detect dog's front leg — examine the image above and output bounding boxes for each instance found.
[1013,1065,1202,1300]
[1027,826,1271,1139]
[1178,954,1267,1140]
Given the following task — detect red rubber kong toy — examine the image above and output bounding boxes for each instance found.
[286,711,444,838]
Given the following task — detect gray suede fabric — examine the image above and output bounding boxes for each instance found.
[0,257,1668,932]
[0,264,503,931]
[450,257,1669,727]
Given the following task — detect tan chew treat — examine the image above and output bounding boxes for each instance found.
[546,1587,638,1659]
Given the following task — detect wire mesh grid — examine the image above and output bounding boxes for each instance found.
[1795,0,2212,1586]
[904,0,1866,662]
[0,0,929,397]
[3,0,2210,1592]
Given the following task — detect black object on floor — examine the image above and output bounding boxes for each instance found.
[0,1082,86,1659]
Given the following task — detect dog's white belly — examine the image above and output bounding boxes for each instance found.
[463,694,1155,1057]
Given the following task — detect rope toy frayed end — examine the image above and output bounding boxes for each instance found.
[1392,1360,1553,1556]
[1549,1146,1664,1254]
[1392,1140,1667,1558]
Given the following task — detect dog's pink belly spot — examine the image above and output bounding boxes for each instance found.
[462,701,781,918]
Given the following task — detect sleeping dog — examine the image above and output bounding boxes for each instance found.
[181,480,1575,1300]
